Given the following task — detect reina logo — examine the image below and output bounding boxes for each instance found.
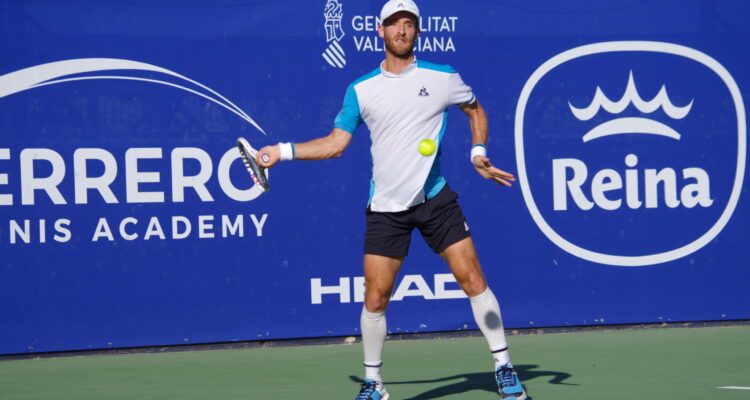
[515,41,746,267]
[555,70,711,212]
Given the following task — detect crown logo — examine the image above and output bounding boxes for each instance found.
[324,0,344,41]
[569,71,693,142]
[323,0,346,68]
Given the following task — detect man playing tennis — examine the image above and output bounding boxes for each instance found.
[255,1,525,399]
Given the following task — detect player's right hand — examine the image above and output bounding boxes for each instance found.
[256,145,280,168]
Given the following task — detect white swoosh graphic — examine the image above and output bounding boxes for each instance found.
[0,58,265,134]
[582,117,682,142]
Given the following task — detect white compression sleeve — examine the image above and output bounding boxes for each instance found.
[469,287,511,367]
[361,307,387,381]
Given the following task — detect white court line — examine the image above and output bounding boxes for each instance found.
[717,386,750,390]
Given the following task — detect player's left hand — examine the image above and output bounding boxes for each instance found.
[472,155,515,187]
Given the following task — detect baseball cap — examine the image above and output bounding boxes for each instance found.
[380,0,420,25]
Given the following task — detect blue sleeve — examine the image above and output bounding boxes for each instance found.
[333,83,363,134]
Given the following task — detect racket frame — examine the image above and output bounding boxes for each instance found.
[236,137,269,192]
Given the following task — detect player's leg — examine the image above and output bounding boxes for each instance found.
[440,237,509,360]
[417,185,526,399]
[364,254,404,313]
[358,207,412,400]
[441,238,526,400]
[417,186,510,360]
[439,236,486,295]
[417,185,510,361]
[356,255,402,400]
[363,255,403,371]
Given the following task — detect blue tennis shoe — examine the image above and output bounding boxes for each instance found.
[355,379,389,400]
[495,363,527,400]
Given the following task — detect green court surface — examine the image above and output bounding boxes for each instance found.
[1,325,748,399]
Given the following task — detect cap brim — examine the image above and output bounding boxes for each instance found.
[382,10,419,27]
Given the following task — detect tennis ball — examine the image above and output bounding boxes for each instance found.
[418,138,436,156]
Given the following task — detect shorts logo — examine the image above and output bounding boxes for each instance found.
[515,41,746,267]
[322,0,347,69]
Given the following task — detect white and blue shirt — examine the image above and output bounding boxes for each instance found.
[334,57,475,212]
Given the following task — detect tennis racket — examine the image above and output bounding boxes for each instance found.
[237,137,270,191]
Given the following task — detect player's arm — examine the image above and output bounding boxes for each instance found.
[255,128,353,168]
[459,99,516,187]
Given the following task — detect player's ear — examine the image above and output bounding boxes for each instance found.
[378,24,384,38]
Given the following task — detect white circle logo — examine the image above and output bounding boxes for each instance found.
[515,41,746,266]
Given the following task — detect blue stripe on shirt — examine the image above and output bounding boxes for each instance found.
[424,111,449,199]
[333,68,380,134]
[417,59,457,74]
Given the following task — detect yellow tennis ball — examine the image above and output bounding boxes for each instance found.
[418,139,436,156]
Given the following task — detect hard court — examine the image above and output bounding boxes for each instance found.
[1,325,748,399]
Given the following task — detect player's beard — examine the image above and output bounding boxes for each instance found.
[384,31,416,59]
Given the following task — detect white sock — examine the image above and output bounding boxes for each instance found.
[469,287,511,369]
[361,307,386,382]
[492,348,511,369]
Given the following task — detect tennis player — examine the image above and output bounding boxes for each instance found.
[256,1,525,399]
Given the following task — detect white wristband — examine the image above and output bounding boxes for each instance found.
[278,142,295,161]
[470,144,487,163]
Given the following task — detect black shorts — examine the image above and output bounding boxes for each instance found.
[364,184,471,257]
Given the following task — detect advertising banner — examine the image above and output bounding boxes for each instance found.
[1,0,748,354]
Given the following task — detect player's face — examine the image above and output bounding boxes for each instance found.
[379,14,418,59]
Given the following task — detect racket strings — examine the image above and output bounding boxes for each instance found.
[236,138,269,191]
[238,145,262,186]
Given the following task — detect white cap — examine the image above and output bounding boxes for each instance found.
[380,0,420,25]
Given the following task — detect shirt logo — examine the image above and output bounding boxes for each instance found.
[418,86,430,97]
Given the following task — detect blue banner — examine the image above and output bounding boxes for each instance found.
[1,0,748,354]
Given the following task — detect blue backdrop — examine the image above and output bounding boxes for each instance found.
[1,0,748,355]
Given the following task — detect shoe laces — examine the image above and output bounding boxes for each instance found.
[357,380,378,400]
[497,365,518,388]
